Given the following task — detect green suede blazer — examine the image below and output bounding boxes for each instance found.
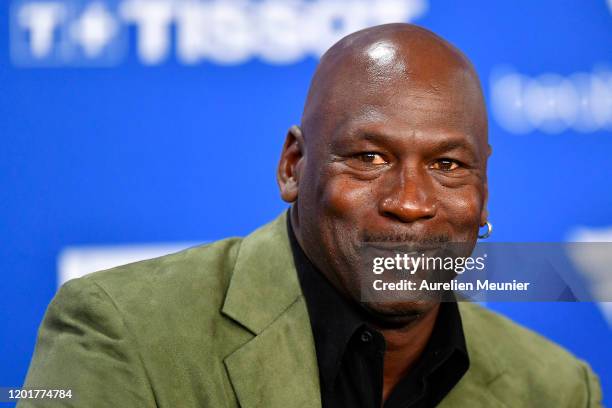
[20,212,602,407]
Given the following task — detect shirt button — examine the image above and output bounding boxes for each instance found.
[360,330,373,343]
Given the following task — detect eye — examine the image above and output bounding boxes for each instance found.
[353,152,387,165]
[431,159,461,171]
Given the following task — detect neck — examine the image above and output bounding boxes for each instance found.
[378,304,440,403]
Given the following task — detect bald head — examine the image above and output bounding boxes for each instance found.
[302,23,487,151]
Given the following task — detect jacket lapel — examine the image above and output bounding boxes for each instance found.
[224,296,321,408]
[221,212,322,408]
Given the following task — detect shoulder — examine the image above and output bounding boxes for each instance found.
[459,301,576,365]
[23,238,248,405]
[50,236,253,370]
[71,236,242,309]
[55,237,245,346]
[458,302,602,407]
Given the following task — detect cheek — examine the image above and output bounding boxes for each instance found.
[439,185,483,232]
[315,176,376,261]
[319,176,375,219]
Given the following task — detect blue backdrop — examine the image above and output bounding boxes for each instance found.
[1,0,611,405]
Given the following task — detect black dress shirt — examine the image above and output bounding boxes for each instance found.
[287,215,470,408]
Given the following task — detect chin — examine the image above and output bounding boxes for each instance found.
[359,299,438,327]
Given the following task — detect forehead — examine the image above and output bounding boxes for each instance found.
[324,76,487,155]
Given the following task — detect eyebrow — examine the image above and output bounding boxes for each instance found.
[350,131,478,153]
[431,139,476,153]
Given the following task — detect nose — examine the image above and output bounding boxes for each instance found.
[378,166,437,223]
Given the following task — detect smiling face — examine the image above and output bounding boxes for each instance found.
[277,24,490,324]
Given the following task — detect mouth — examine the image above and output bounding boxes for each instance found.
[361,229,451,248]
[360,241,448,256]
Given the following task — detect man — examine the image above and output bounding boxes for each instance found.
[20,24,601,407]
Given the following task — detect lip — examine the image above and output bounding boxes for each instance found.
[362,241,444,253]
[360,243,447,259]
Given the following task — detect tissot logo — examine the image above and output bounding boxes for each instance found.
[10,0,428,67]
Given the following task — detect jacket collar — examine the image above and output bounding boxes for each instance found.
[221,211,302,334]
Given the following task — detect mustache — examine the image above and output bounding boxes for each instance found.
[361,231,451,246]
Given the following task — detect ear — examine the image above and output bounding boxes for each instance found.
[277,125,305,203]
[480,182,489,227]
[480,144,492,227]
